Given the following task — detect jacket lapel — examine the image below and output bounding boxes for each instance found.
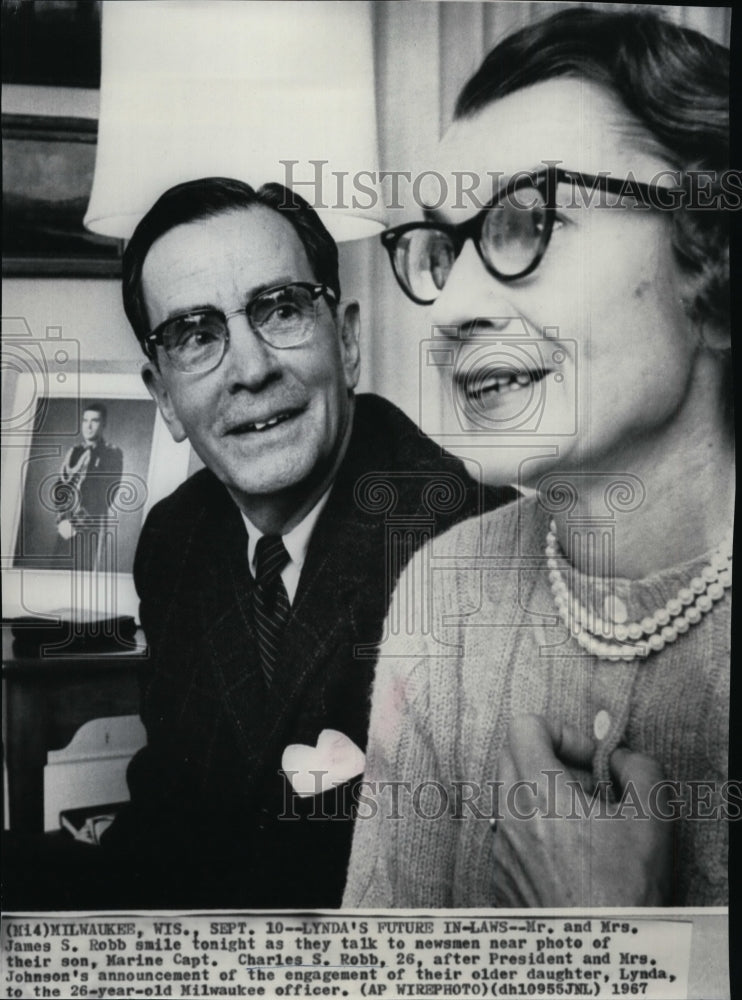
[195,499,271,772]
[191,481,375,794]
[259,499,382,754]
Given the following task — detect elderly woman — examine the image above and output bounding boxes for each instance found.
[344,8,732,907]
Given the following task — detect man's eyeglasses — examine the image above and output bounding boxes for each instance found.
[144,281,337,374]
[382,165,675,305]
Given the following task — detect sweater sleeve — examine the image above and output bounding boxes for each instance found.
[342,556,460,908]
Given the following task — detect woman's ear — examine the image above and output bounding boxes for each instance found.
[680,288,730,352]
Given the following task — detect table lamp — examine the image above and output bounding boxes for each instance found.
[84,0,385,241]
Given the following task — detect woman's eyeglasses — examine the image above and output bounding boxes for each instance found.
[144,281,337,374]
[381,165,674,305]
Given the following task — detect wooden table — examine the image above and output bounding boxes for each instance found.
[2,627,149,832]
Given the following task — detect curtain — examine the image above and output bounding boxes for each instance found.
[344,2,732,423]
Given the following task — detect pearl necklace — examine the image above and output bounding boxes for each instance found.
[546,520,733,661]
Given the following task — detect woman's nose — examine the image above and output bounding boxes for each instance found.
[429,240,517,337]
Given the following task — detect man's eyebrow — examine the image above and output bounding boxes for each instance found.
[161,304,213,322]
[158,277,299,323]
[246,277,298,299]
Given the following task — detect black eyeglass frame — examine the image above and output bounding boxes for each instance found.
[143,281,338,370]
[381,166,675,305]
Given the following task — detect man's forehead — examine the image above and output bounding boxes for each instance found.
[141,205,314,313]
[146,205,306,268]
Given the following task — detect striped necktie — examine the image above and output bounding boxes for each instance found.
[253,535,290,686]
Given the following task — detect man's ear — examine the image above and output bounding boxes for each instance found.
[141,362,188,443]
[337,300,361,390]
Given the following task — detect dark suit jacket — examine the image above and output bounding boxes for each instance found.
[103,394,515,908]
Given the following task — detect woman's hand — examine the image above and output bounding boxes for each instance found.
[491,714,674,907]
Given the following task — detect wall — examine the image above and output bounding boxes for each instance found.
[1,82,381,405]
[2,84,142,398]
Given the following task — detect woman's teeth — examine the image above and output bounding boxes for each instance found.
[473,370,545,396]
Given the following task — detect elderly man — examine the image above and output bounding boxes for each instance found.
[97,177,515,908]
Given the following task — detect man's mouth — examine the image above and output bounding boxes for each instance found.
[463,367,550,403]
[226,407,304,435]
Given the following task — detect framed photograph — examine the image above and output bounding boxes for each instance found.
[1,0,102,89]
[2,113,124,277]
[1,372,190,621]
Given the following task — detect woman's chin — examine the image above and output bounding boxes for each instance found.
[452,443,571,492]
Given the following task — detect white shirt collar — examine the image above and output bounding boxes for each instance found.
[240,488,332,604]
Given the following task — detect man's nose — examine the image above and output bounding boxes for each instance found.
[223,312,282,391]
[429,240,517,337]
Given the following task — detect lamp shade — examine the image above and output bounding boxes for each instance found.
[84,0,385,241]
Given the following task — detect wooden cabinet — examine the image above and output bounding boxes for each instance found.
[2,628,148,832]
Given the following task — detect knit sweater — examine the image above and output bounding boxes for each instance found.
[343,495,731,907]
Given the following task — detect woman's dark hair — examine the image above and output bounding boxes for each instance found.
[122,177,340,354]
[455,8,730,332]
